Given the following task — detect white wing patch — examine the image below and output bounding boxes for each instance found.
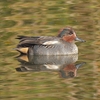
[43,41,59,45]
[44,64,60,70]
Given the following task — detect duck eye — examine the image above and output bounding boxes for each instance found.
[64,29,73,35]
[69,31,73,35]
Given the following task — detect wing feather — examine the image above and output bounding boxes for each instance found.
[16,35,61,47]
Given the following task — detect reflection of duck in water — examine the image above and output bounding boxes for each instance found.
[16,54,85,78]
[15,27,85,55]
[59,63,85,78]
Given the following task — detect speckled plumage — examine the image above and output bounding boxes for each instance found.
[28,40,78,55]
[16,27,85,55]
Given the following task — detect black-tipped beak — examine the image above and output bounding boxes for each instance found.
[75,36,86,42]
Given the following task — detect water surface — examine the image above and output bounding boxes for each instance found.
[0,0,100,100]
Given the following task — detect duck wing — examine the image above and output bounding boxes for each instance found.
[16,35,61,47]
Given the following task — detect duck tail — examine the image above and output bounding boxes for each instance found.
[15,47,29,54]
[15,35,30,39]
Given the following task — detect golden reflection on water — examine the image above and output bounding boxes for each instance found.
[0,0,100,100]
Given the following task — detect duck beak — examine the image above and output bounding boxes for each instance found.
[75,36,86,42]
[75,62,86,69]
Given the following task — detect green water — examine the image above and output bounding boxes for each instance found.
[0,0,100,100]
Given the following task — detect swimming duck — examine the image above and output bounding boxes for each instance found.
[16,27,85,55]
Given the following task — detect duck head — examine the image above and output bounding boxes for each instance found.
[58,27,85,42]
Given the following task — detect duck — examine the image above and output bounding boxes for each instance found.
[15,27,85,55]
